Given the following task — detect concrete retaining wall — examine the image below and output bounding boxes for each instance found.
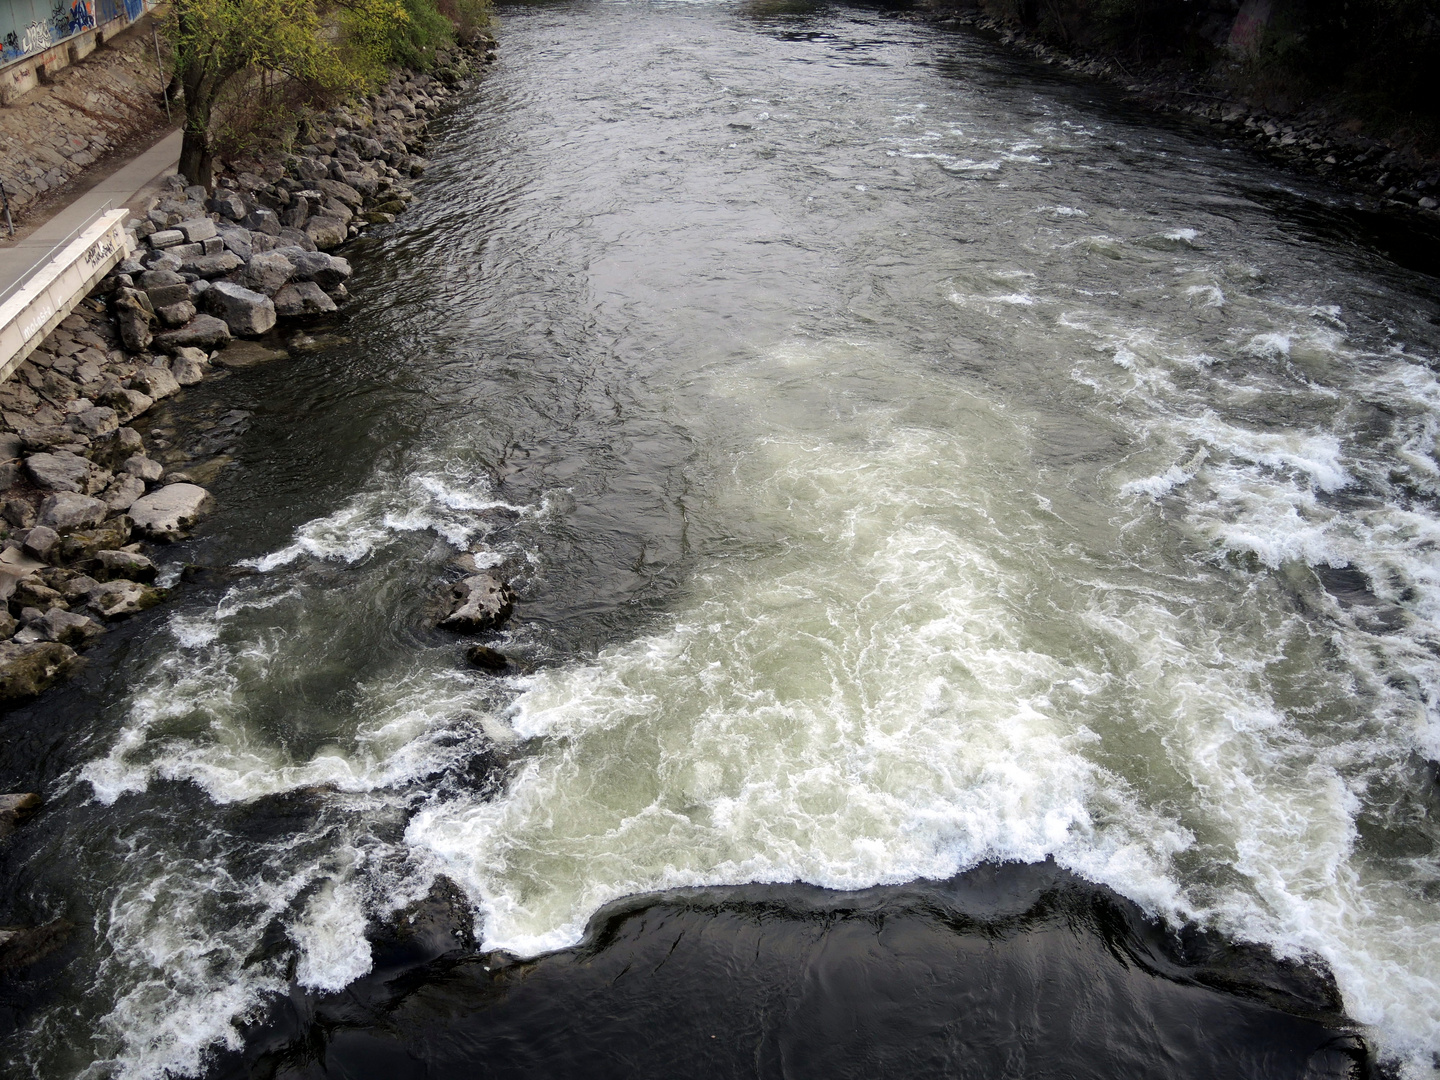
[0,208,129,383]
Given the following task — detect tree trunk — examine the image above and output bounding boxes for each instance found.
[178,124,212,189]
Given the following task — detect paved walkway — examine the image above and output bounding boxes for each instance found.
[0,127,182,297]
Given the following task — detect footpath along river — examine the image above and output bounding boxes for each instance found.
[5,2,1440,1077]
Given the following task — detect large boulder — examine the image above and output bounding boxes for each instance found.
[275,248,352,289]
[128,364,182,401]
[154,315,232,354]
[314,177,364,209]
[37,492,108,532]
[178,251,244,279]
[94,550,157,583]
[0,641,79,701]
[437,574,515,632]
[206,282,277,337]
[128,483,213,541]
[0,793,41,839]
[57,517,131,563]
[169,347,209,386]
[26,451,92,493]
[94,386,155,423]
[238,251,294,297]
[273,281,338,318]
[177,217,218,243]
[87,579,164,620]
[303,215,348,251]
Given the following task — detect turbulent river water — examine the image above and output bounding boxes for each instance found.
[5,1,1440,1077]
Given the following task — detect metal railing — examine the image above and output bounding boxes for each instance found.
[0,200,115,311]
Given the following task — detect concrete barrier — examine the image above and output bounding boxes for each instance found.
[0,208,129,384]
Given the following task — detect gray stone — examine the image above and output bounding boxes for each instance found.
[95,387,155,422]
[239,251,294,296]
[149,229,184,248]
[26,452,91,493]
[178,218,218,243]
[273,281,338,317]
[129,483,213,541]
[123,455,165,483]
[21,526,58,561]
[128,365,181,400]
[0,793,41,839]
[87,579,164,620]
[103,475,147,512]
[179,252,244,279]
[139,269,185,291]
[216,225,253,261]
[208,191,248,220]
[37,492,108,532]
[146,282,192,308]
[438,574,515,632]
[114,301,154,352]
[465,644,509,671]
[314,177,364,209]
[169,242,203,260]
[242,208,282,235]
[0,641,78,701]
[276,227,317,252]
[156,300,197,328]
[170,352,208,386]
[304,215,348,250]
[154,315,232,353]
[35,608,102,646]
[206,282,277,336]
[275,248,352,289]
[68,406,119,438]
[58,574,100,602]
[95,549,157,583]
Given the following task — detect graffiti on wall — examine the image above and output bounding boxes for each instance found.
[1,0,109,66]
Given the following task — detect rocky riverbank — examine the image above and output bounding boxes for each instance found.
[920,5,1440,220]
[0,38,494,715]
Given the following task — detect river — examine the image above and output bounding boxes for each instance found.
[4,1,1440,1077]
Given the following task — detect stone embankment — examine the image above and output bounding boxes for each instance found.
[924,8,1440,218]
[0,37,495,720]
[0,18,172,224]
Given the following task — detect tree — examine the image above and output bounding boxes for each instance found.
[169,0,409,187]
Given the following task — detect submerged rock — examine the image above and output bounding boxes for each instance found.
[439,574,515,632]
[0,920,73,970]
[0,792,41,839]
[465,644,510,672]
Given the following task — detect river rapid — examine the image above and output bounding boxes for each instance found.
[4,1,1440,1076]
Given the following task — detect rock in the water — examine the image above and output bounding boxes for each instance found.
[273,281,338,317]
[128,364,181,400]
[154,315,232,353]
[465,644,509,671]
[95,386,155,423]
[26,451,91,493]
[169,348,209,385]
[276,248,352,289]
[212,340,288,369]
[0,641,79,700]
[206,281,277,336]
[123,455,165,483]
[35,608,102,646]
[128,483,213,541]
[37,492,108,532]
[303,217,348,251]
[438,574,515,632]
[87,579,164,620]
[95,549,157,583]
[0,920,73,970]
[0,793,41,839]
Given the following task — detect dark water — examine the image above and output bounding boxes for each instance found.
[4,2,1440,1078]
